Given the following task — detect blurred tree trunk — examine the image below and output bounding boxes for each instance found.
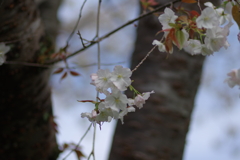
[109,1,219,160]
[0,0,61,159]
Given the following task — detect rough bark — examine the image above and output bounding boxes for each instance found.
[0,0,60,159]
[109,1,219,160]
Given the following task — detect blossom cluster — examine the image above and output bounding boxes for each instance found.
[225,69,240,89]
[80,65,154,125]
[152,1,234,56]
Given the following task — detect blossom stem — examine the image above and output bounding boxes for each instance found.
[197,0,202,12]
[62,123,92,160]
[132,45,157,73]
[65,0,87,47]
[87,122,97,160]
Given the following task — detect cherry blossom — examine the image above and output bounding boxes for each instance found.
[81,65,154,124]
[225,69,240,88]
[196,7,219,29]
[118,106,135,124]
[204,2,215,8]
[81,110,98,122]
[91,69,113,93]
[152,40,166,52]
[183,39,202,55]
[134,91,154,109]
[215,8,232,25]
[104,90,128,111]
[110,65,132,91]
[201,44,214,56]
[158,8,178,30]
[204,27,228,52]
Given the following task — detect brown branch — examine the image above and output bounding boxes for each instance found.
[5,61,50,68]
[46,0,181,65]
[66,0,87,46]
[131,45,157,73]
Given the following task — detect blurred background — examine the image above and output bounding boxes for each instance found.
[49,0,240,159]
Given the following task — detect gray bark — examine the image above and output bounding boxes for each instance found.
[109,1,219,160]
[0,0,60,159]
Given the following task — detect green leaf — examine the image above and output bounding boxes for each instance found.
[168,23,178,28]
[175,30,187,49]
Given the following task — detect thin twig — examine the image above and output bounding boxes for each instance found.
[62,123,92,160]
[4,61,125,68]
[197,0,202,12]
[46,0,180,65]
[65,0,88,46]
[88,1,101,160]
[73,61,125,68]
[131,45,157,73]
[4,61,50,68]
[96,0,101,70]
[77,30,86,48]
[87,123,97,160]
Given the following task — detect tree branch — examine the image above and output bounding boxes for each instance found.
[46,0,180,65]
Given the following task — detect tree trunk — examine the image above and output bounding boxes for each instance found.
[109,1,219,160]
[0,0,60,159]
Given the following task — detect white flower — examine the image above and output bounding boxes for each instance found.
[95,107,116,123]
[110,66,132,91]
[201,44,214,56]
[183,39,202,55]
[215,8,232,25]
[158,8,178,30]
[225,69,240,88]
[81,108,116,124]
[0,43,10,65]
[90,69,113,92]
[196,7,219,29]
[118,106,135,124]
[204,27,228,52]
[223,21,234,37]
[224,0,235,14]
[204,2,215,8]
[81,110,97,122]
[127,98,135,107]
[152,40,166,52]
[104,90,128,110]
[134,91,154,109]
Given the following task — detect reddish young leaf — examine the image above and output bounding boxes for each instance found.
[50,52,60,59]
[60,72,68,81]
[189,10,200,19]
[70,71,81,76]
[181,0,197,3]
[156,28,172,36]
[165,33,174,54]
[147,0,158,6]
[177,15,188,23]
[74,149,85,160]
[189,28,195,39]
[63,143,69,150]
[49,116,58,133]
[53,68,64,74]
[168,28,179,49]
[140,0,158,10]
